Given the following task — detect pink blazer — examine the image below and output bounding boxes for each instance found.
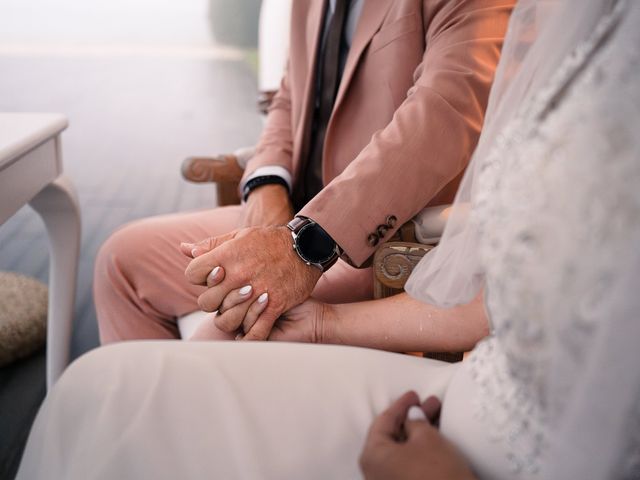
[244,0,515,266]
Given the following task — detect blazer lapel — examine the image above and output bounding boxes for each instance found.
[293,0,328,180]
[305,0,328,71]
[333,0,391,111]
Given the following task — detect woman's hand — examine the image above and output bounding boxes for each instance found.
[359,392,477,480]
[268,299,332,343]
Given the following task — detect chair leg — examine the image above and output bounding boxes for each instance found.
[216,181,241,206]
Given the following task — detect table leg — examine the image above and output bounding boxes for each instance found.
[29,175,81,390]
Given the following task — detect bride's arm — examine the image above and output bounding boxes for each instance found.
[326,292,488,353]
[271,292,488,353]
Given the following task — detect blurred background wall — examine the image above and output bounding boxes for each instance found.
[210,0,262,47]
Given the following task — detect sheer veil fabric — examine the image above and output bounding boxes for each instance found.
[406,0,622,308]
[409,0,640,477]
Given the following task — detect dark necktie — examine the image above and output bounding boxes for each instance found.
[295,0,351,210]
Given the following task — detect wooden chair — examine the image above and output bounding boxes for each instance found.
[181,149,247,206]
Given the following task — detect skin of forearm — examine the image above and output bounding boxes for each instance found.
[243,184,293,227]
[322,292,489,353]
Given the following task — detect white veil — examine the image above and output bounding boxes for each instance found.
[405,0,621,308]
[408,0,640,477]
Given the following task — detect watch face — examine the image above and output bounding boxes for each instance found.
[296,223,336,264]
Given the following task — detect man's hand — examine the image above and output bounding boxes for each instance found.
[183,225,322,340]
[241,184,294,228]
[359,392,477,480]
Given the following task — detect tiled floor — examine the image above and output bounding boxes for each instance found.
[0,2,262,477]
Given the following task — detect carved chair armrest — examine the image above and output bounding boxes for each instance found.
[181,154,245,206]
[179,88,279,207]
[181,154,244,183]
[373,233,463,363]
[373,204,452,297]
[373,241,434,299]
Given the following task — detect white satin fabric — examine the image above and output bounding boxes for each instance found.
[17,342,459,480]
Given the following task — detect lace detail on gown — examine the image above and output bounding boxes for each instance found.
[465,0,640,476]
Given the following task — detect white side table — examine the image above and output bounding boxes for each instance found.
[0,113,81,389]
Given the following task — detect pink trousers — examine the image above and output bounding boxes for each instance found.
[94,206,373,343]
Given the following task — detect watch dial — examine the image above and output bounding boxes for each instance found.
[297,224,336,264]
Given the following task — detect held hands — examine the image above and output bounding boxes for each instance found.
[360,392,477,480]
[268,299,332,343]
[181,225,322,341]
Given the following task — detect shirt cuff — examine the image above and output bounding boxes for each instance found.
[240,166,293,194]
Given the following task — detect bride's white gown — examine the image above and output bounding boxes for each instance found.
[17,2,640,479]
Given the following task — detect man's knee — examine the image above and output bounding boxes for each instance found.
[94,220,155,287]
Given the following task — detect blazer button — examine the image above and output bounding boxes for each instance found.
[367,233,380,247]
[386,215,397,228]
[376,225,389,238]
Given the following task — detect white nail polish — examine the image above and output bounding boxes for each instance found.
[258,292,268,304]
[407,406,427,422]
[208,266,220,282]
[239,285,252,296]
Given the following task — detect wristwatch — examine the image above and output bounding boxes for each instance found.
[286,217,341,272]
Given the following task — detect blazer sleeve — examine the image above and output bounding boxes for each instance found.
[299,0,515,266]
[241,58,295,184]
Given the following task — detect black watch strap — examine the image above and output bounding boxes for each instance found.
[242,175,289,202]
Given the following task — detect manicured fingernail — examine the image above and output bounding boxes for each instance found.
[207,266,221,282]
[258,292,268,304]
[407,406,427,422]
[239,285,252,296]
